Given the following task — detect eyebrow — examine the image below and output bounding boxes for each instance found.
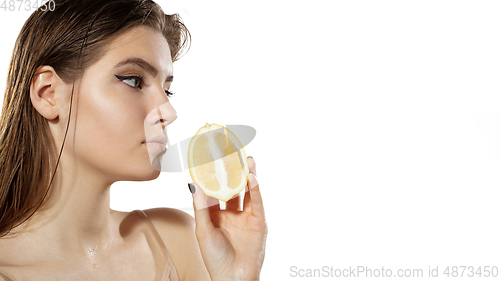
[114,57,174,82]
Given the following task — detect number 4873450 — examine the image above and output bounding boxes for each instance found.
[0,0,55,12]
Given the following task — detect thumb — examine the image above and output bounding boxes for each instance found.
[189,182,215,237]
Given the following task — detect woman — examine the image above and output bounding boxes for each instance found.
[0,0,267,280]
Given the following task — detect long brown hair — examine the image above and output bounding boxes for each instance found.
[0,0,190,237]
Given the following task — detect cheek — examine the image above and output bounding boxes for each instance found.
[75,86,144,158]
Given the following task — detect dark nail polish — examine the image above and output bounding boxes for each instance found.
[247,156,253,159]
[188,183,196,194]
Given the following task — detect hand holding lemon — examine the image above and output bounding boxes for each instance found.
[188,123,267,281]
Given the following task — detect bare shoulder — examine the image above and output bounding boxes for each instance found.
[142,208,196,244]
[142,208,210,281]
[143,207,195,230]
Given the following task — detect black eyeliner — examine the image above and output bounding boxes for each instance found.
[165,90,175,97]
[115,74,143,89]
[115,74,143,80]
[115,74,174,97]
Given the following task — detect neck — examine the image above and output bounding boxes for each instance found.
[18,158,119,263]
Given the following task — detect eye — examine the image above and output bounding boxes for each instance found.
[115,75,143,89]
[165,89,175,98]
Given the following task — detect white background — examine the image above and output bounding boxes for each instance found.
[1,1,500,280]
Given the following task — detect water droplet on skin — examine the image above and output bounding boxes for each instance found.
[87,246,98,258]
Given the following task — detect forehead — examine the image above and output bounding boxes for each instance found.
[96,25,173,75]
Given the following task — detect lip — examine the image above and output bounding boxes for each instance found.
[143,135,167,152]
[143,135,167,146]
[143,142,167,152]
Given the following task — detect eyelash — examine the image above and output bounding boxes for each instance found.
[115,74,175,98]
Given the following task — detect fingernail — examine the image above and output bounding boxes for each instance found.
[247,156,253,159]
[188,183,196,194]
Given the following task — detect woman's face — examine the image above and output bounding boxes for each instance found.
[62,25,177,182]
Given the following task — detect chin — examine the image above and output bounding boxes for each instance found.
[124,167,161,181]
[145,168,161,180]
[150,153,164,172]
[119,156,163,181]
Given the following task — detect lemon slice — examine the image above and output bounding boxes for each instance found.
[187,123,250,202]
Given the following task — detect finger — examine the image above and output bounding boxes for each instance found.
[190,183,216,236]
[242,180,252,212]
[238,188,245,211]
[247,156,256,177]
[227,155,254,212]
[225,191,242,211]
[242,156,255,212]
[248,172,265,220]
[206,195,220,210]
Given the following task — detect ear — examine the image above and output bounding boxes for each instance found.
[30,65,69,120]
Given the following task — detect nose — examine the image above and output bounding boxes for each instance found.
[146,101,178,130]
